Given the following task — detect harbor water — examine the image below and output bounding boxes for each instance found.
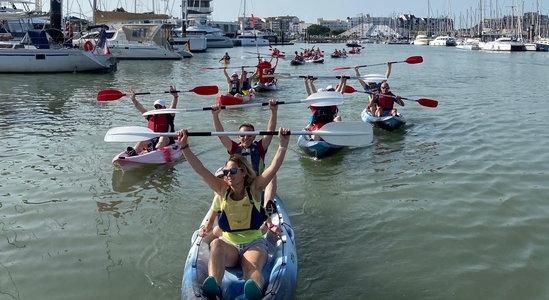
[1,44,549,300]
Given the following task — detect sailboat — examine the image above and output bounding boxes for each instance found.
[233,0,269,47]
[0,0,117,73]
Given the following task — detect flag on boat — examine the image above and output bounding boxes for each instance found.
[251,14,255,28]
[97,30,111,55]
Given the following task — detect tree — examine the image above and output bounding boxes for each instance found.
[331,29,346,36]
[306,24,330,36]
[114,7,126,12]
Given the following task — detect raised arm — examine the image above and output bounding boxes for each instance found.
[211,104,234,151]
[222,67,230,84]
[303,76,312,96]
[385,62,392,79]
[129,88,148,115]
[252,128,290,192]
[168,85,178,116]
[177,129,227,195]
[336,77,347,94]
[260,99,278,149]
[355,66,367,90]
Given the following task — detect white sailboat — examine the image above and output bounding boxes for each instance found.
[233,0,269,47]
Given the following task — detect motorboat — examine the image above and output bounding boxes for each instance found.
[455,38,481,50]
[482,37,527,51]
[429,36,457,46]
[169,27,208,52]
[233,30,270,47]
[413,34,430,45]
[73,24,193,59]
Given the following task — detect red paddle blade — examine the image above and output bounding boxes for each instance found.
[416,98,438,108]
[332,66,351,71]
[189,85,219,95]
[97,89,127,101]
[405,56,423,64]
[335,85,357,93]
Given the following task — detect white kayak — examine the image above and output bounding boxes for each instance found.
[111,143,182,171]
[181,194,297,300]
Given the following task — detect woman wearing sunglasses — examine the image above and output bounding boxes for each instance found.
[125,85,178,156]
[177,127,290,300]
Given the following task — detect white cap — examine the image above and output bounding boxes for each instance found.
[231,72,238,76]
[215,167,225,178]
[318,88,327,92]
[326,85,335,91]
[262,58,268,62]
[153,99,165,107]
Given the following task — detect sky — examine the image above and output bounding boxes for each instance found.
[48,0,545,24]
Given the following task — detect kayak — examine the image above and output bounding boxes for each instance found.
[112,143,182,171]
[297,135,344,159]
[254,81,278,92]
[348,49,361,54]
[181,194,297,300]
[307,58,324,63]
[330,54,347,58]
[220,58,230,64]
[216,92,255,105]
[290,59,305,65]
[361,108,406,132]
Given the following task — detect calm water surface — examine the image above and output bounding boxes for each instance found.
[1,44,549,300]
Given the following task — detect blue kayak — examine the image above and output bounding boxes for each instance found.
[181,194,297,300]
[361,108,406,132]
[297,135,344,159]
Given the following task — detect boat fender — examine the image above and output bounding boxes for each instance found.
[83,41,93,51]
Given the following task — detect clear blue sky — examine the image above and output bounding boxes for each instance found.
[56,0,544,23]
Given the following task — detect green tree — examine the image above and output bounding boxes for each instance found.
[306,24,330,36]
[114,7,126,12]
[331,29,346,36]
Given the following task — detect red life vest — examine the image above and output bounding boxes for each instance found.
[257,62,271,83]
[147,114,169,132]
[377,93,395,110]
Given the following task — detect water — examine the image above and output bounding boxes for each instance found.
[1,45,549,300]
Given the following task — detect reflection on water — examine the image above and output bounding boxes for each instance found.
[110,164,178,193]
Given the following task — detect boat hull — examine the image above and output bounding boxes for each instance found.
[216,93,254,105]
[254,81,278,92]
[181,195,297,300]
[112,144,182,171]
[297,135,344,159]
[290,59,304,65]
[0,48,117,73]
[361,108,406,132]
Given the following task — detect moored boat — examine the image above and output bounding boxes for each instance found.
[360,108,406,132]
[181,194,297,300]
[112,143,182,171]
[297,135,344,159]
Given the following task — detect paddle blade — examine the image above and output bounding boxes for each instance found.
[97,89,127,101]
[332,66,351,71]
[334,85,357,94]
[416,98,438,108]
[104,126,177,142]
[306,91,344,107]
[405,56,423,64]
[190,85,219,95]
[315,122,373,146]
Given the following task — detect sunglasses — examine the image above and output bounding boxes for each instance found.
[381,86,390,90]
[222,167,239,176]
[154,105,163,109]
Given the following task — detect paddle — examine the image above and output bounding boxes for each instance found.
[141,92,345,116]
[264,74,387,82]
[104,121,373,146]
[199,65,256,70]
[332,55,424,71]
[96,86,219,101]
[344,86,438,108]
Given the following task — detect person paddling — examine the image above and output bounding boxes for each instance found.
[125,86,178,156]
[176,127,290,300]
[222,67,244,97]
[219,52,230,62]
[373,82,404,117]
[355,62,392,113]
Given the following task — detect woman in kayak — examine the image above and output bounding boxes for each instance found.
[177,127,290,300]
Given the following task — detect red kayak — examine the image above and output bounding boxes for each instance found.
[216,93,255,105]
[348,49,361,54]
